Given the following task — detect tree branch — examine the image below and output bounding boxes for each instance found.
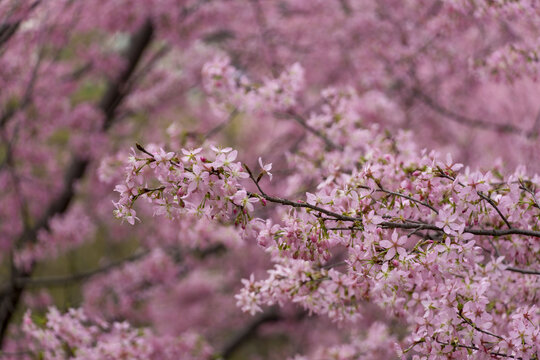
[217,309,281,359]
[100,19,154,131]
[0,50,43,131]
[0,19,154,347]
[476,191,512,229]
[506,266,540,275]
[247,176,540,239]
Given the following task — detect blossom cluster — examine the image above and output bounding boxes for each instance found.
[115,113,539,358]
[202,55,305,116]
[113,143,273,229]
[21,307,212,360]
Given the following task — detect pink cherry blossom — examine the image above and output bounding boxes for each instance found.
[379,231,408,261]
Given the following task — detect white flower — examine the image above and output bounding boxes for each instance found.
[258,157,273,181]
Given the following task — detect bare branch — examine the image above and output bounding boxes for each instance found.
[519,179,540,210]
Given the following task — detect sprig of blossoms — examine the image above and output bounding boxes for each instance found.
[113,143,268,229]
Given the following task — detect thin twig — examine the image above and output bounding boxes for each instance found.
[457,310,504,340]
[407,224,427,238]
[477,191,512,229]
[318,260,347,270]
[437,170,514,233]
[371,183,439,214]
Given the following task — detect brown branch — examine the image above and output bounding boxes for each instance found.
[519,179,540,210]
[338,0,352,15]
[124,45,170,90]
[380,220,540,238]
[318,260,347,270]
[246,167,540,276]
[0,22,19,50]
[101,19,154,131]
[252,192,362,223]
[248,178,540,238]
[436,171,524,236]
[506,266,540,275]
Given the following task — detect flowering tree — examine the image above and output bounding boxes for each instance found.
[0,0,538,359]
